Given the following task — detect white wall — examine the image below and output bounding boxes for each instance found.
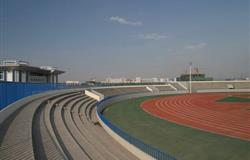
[21,71,26,82]
[6,71,13,82]
[85,90,104,101]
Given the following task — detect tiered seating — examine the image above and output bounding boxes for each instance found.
[233,82,250,89]
[0,91,76,160]
[0,90,138,160]
[190,81,250,90]
[170,82,187,90]
[33,93,78,159]
[94,86,149,96]
[146,85,159,93]
[93,88,120,96]
[156,85,176,91]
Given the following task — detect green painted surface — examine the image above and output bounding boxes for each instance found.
[104,95,250,160]
[217,96,250,102]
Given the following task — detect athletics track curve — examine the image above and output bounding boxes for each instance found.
[140,93,250,141]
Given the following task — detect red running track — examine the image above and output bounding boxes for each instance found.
[140,93,250,141]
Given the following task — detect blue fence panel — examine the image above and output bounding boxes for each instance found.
[0,81,76,110]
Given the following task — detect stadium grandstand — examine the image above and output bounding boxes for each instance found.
[1,80,249,160]
[93,86,149,97]
[0,88,138,160]
[181,80,250,92]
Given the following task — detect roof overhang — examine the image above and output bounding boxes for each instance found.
[0,66,65,75]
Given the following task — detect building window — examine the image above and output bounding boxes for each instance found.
[0,71,4,81]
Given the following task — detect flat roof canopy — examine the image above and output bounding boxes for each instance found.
[0,66,64,75]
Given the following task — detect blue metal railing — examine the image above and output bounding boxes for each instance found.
[97,108,176,160]
[0,81,75,110]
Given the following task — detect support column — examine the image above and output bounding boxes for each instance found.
[52,74,54,83]
[19,71,22,82]
[14,70,19,82]
[12,70,15,82]
[4,71,7,81]
[26,71,29,83]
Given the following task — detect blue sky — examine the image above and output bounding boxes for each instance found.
[0,0,249,81]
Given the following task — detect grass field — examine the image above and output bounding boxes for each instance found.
[218,96,250,102]
[104,95,250,160]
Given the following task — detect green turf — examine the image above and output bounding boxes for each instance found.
[103,95,250,160]
[217,96,250,102]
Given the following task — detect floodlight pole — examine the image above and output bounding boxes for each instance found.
[189,62,192,93]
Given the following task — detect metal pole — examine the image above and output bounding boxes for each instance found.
[189,62,192,93]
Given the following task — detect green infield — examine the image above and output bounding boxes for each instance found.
[103,95,250,160]
[217,96,250,102]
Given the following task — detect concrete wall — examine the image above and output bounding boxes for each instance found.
[146,86,153,92]
[85,90,104,101]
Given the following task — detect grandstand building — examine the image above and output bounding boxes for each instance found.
[177,67,213,81]
[0,60,64,83]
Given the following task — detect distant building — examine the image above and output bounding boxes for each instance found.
[0,60,64,83]
[140,78,152,83]
[135,77,142,83]
[152,77,159,83]
[141,77,159,83]
[105,77,127,83]
[177,67,213,81]
[65,80,80,85]
[159,78,169,83]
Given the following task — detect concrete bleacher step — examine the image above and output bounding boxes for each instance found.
[33,100,65,160]
[0,90,139,160]
[89,104,99,124]
[64,97,105,160]
[170,82,187,90]
[52,94,91,160]
[73,99,119,159]
[0,96,50,160]
[0,91,78,160]
[43,92,82,160]
[78,99,139,160]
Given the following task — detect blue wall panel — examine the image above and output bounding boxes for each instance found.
[0,81,70,110]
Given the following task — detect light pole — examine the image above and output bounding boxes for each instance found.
[189,62,192,93]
